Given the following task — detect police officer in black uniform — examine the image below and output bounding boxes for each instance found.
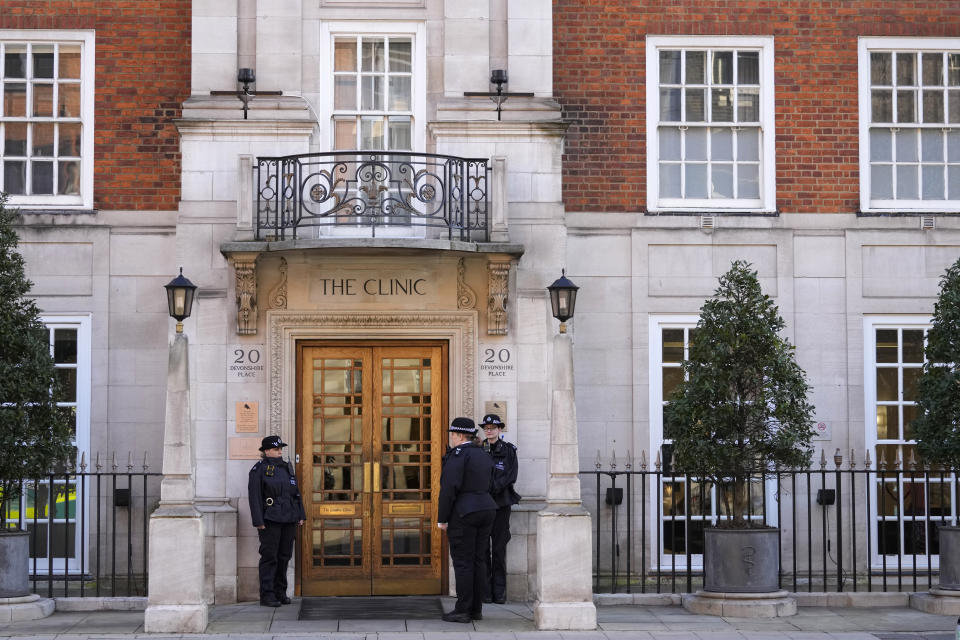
[248,435,305,607]
[479,413,521,604]
[438,417,497,623]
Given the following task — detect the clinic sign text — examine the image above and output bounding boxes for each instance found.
[316,277,427,297]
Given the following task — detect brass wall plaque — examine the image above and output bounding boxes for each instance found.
[235,401,259,433]
[316,503,358,517]
[388,503,425,516]
[228,437,262,460]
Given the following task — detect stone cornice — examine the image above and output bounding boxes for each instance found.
[220,238,525,257]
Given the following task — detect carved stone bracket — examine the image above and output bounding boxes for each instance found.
[457,258,477,310]
[487,259,511,336]
[268,257,288,310]
[231,252,259,335]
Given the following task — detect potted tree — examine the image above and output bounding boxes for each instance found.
[666,260,816,594]
[911,256,960,591]
[0,195,75,598]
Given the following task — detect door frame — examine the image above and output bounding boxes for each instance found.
[267,310,478,594]
[295,340,449,595]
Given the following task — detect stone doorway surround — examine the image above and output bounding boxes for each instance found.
[267,310,478,446]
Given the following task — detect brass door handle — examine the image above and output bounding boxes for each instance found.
[363,462,371,493]
[373,462,381,493]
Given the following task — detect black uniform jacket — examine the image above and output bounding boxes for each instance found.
[485,438,522,508]
[438,441,497,523]
[248,458,306,527]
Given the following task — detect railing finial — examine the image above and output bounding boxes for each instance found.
[79,451,87,472]
[595,449,602,471]
[143,451,149,472]
[819,449,827,470]
[639,449,648,471]
[864,448,872,470]
[625,449,632,471]
[833,448,843,469]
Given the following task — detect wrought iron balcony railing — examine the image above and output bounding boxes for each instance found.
[253,152,491,241]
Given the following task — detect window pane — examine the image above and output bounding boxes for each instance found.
[58,122,81,156]
[335,40,357,72]
[922,165,945,200]
[712,163,733,198]
[738,51,759,84]
[33,161,53,194]
[895,130,918,162]
[4,44,26,78]
[871,164,893,199]
[360,118,383,150]
[950,54,960,86]
[33,45,54,78]
[903,405,918,441]
[921,129,943,161]
[334,76,356,110]
[362,39,385,72]
[876,368,898,402]
[685,88,705,121]
[923,53,944,86]
[902,367,920,402]
[663,367,683,399]
[950,90,960,123]
[660,50,681,84]
[33,123,54,156]
[923,90,944,123]
[872,90,893,122]
[712,128,732,160]
[58,83,80,118]
[737,88,759,122]
[685,51,705,84]
[871,52,892,85]
[58,161,80,195]
[334,119,356,150]
[712,51,733,84]
[897,165,919,199]
[949,130,960,161]
[950,166,960,199]
[389,40,411,73]
[876,329,898,363]
[686,128,707,160]
[660,163,681,197]
[4,121,27,155]
[388,76,410,111]
[685,164,707,198]
[738,129,759,161]
[662,329,684,362]
[711,88,733,121]
[361,76,383,110]
[738,164,759,198]
[871,128,892,161]
[903,330,924,362]
[897,53,916,86]
[4,82,27,117]
[660,127,681,160]
[660,88,681,121]
[55,368,76,402]
[387,118,411,151]
[33,83,53,117]
[4,160,25,194]
[59,45,81,79]
[877,405,899,440]
[897,90,916,122]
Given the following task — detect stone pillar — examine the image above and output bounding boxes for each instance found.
[144,333,208,633]
[533,333,597,630]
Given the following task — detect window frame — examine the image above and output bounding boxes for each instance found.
[319,22,426,153]
[645,35,776,214]
[0,30,95,210]
[858,37,960,213]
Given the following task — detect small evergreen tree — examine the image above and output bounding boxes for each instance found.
[912,257,960,469]
[0,195,75,528]
[665,260,816,527]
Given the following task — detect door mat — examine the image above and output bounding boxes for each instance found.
[299,596,444,620]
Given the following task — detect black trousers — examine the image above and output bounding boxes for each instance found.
[257,520,297,601]
[446,509,495,615]
[484,505,512,599]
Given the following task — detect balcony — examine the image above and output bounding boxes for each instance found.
[253,152,491,242]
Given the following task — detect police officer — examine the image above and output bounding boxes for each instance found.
[479,413,521,604]
[438,417,497,623]
[248,435,305,607]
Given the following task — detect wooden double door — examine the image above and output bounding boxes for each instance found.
[297,342,447,595]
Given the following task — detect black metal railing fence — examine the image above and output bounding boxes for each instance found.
[581,449,957,594]
[254,152,491,241]
[2,452,161,597]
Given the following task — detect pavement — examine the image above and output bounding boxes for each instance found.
[0,597,958,639]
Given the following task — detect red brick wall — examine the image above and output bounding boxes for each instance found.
[555,0,960,213]
[1,3,191,211]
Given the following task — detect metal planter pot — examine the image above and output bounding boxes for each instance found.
[0,529,30,598]
[938,525,960,590]
[704,527,780,593]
